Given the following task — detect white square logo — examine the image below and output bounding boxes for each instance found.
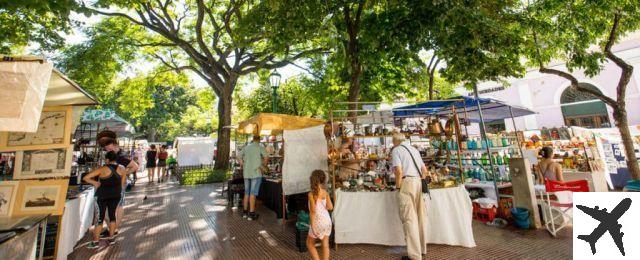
[573,192,640,259]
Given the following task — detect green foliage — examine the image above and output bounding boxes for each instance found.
[0,0,80,53]
[235,76,329,119]
[522,0,640,77]
[114,69,196,141]
[180,168,230,185]
[55,17,143,105]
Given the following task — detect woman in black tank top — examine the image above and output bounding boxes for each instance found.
[84,151,126,248]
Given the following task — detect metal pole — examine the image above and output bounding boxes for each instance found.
[38,217,47,260]
[272,86,278,113]
[473,83,499,200]
[508,106,524,157]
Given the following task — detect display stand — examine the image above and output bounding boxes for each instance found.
[233,113,325,224]
[0,56,98,259]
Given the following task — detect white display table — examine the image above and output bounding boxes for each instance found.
[333,186,476,247]
[57,187,95,259]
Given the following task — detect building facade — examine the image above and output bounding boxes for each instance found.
[460,32,640,132]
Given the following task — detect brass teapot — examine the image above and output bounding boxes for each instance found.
[428,119,443,136]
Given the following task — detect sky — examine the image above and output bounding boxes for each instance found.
[62,12,308,94]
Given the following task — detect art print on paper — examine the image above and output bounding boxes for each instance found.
[0,182,19,217]
[7,111,66,147]
[21,186,60,211]
[13,147,72,179]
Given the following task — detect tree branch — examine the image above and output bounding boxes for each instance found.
[603,12,634,105]
[539,67,616,106]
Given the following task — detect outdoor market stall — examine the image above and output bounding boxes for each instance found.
[0,56,98,259]
[328,100,472,247]
[328,97,536,247]
[173,137,216,166]
[73,109,137,182]
[234,113,326,221]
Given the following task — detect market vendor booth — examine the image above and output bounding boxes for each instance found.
[234,113,327,222]
[0,56,98,259]
[328,100,478,248]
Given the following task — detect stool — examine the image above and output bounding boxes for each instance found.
[473,202,497,223]
[227,179,245,206]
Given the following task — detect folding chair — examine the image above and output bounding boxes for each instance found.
[541,179,589,237]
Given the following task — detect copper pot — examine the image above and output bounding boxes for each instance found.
[428,119,443,136]
[444,117,455,138]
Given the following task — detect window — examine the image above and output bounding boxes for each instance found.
[560,83,611,128]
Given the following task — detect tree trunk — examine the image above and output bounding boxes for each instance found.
[428,74,435,100]
[214,90,233,170]
[347,60,362,121]
[147,127,157,142]
[613,106,640,180]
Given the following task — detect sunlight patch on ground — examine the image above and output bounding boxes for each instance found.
[146,220,179,235]
[258,230,279,247]
[203,204,226,212]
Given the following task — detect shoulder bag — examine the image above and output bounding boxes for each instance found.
[398,145,431,196]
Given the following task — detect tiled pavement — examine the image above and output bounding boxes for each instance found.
[69,177,572,260]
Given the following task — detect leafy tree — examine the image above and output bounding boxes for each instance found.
[56,17,142,106]
[115,69,195,141]
[235,76,327,119]
[0,0,80,53]
[86,0,327,169]
[522,0,640,179]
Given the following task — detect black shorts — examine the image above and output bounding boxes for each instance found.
[97,197,120,225]
[146,161,156,168]
[157,159,167,167]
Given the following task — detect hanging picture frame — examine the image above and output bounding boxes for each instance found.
[0,106,72,152]
[13,179,68,216]
[0,181,19,217]
[12,146,73,180]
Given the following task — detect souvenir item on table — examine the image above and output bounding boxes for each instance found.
[342,181,350,189]
[324,122,333,138]
[349,179,358,188]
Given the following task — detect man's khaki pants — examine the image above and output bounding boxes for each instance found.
[397,177,427,260]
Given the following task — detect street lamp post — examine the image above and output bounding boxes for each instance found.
[269,70,281,113]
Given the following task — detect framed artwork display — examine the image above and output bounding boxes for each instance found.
[0,181,19,217]
[0,106,72,151]
[13,179,68,216]
[12,146,73,180]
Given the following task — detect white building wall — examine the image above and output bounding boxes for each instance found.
[461,33,640,130]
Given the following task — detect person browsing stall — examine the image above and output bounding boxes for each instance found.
[103,138,139,236]
[83,151,127,248]
[238,135,268,220]
[391,133,429,260]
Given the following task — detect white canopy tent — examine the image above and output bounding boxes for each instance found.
[173,137,216,166]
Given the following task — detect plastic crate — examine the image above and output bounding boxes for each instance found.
[473,202,497,223]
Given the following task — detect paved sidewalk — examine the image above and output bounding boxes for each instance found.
[69,180,572,260]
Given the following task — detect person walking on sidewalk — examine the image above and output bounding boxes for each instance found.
[84,151,126,248]
[391,133,429,260]
[146,145,158,183]
[307,170,333,260]
[157,145,169,182]
[238,135,268,220]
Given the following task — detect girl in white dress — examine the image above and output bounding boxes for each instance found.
[307,170,333,260]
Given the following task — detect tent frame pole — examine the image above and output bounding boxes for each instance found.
[473,84,500,201]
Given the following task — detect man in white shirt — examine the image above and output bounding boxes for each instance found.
[391,133,429,260]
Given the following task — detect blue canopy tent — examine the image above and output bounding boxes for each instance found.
[392,96,536,122]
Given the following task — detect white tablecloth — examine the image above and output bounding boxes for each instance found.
[333,186,476,247]
[57,187,95,260]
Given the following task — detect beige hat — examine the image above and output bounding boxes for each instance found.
[392,132,406,142]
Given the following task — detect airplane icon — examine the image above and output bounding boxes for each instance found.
[576,198,632,256]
